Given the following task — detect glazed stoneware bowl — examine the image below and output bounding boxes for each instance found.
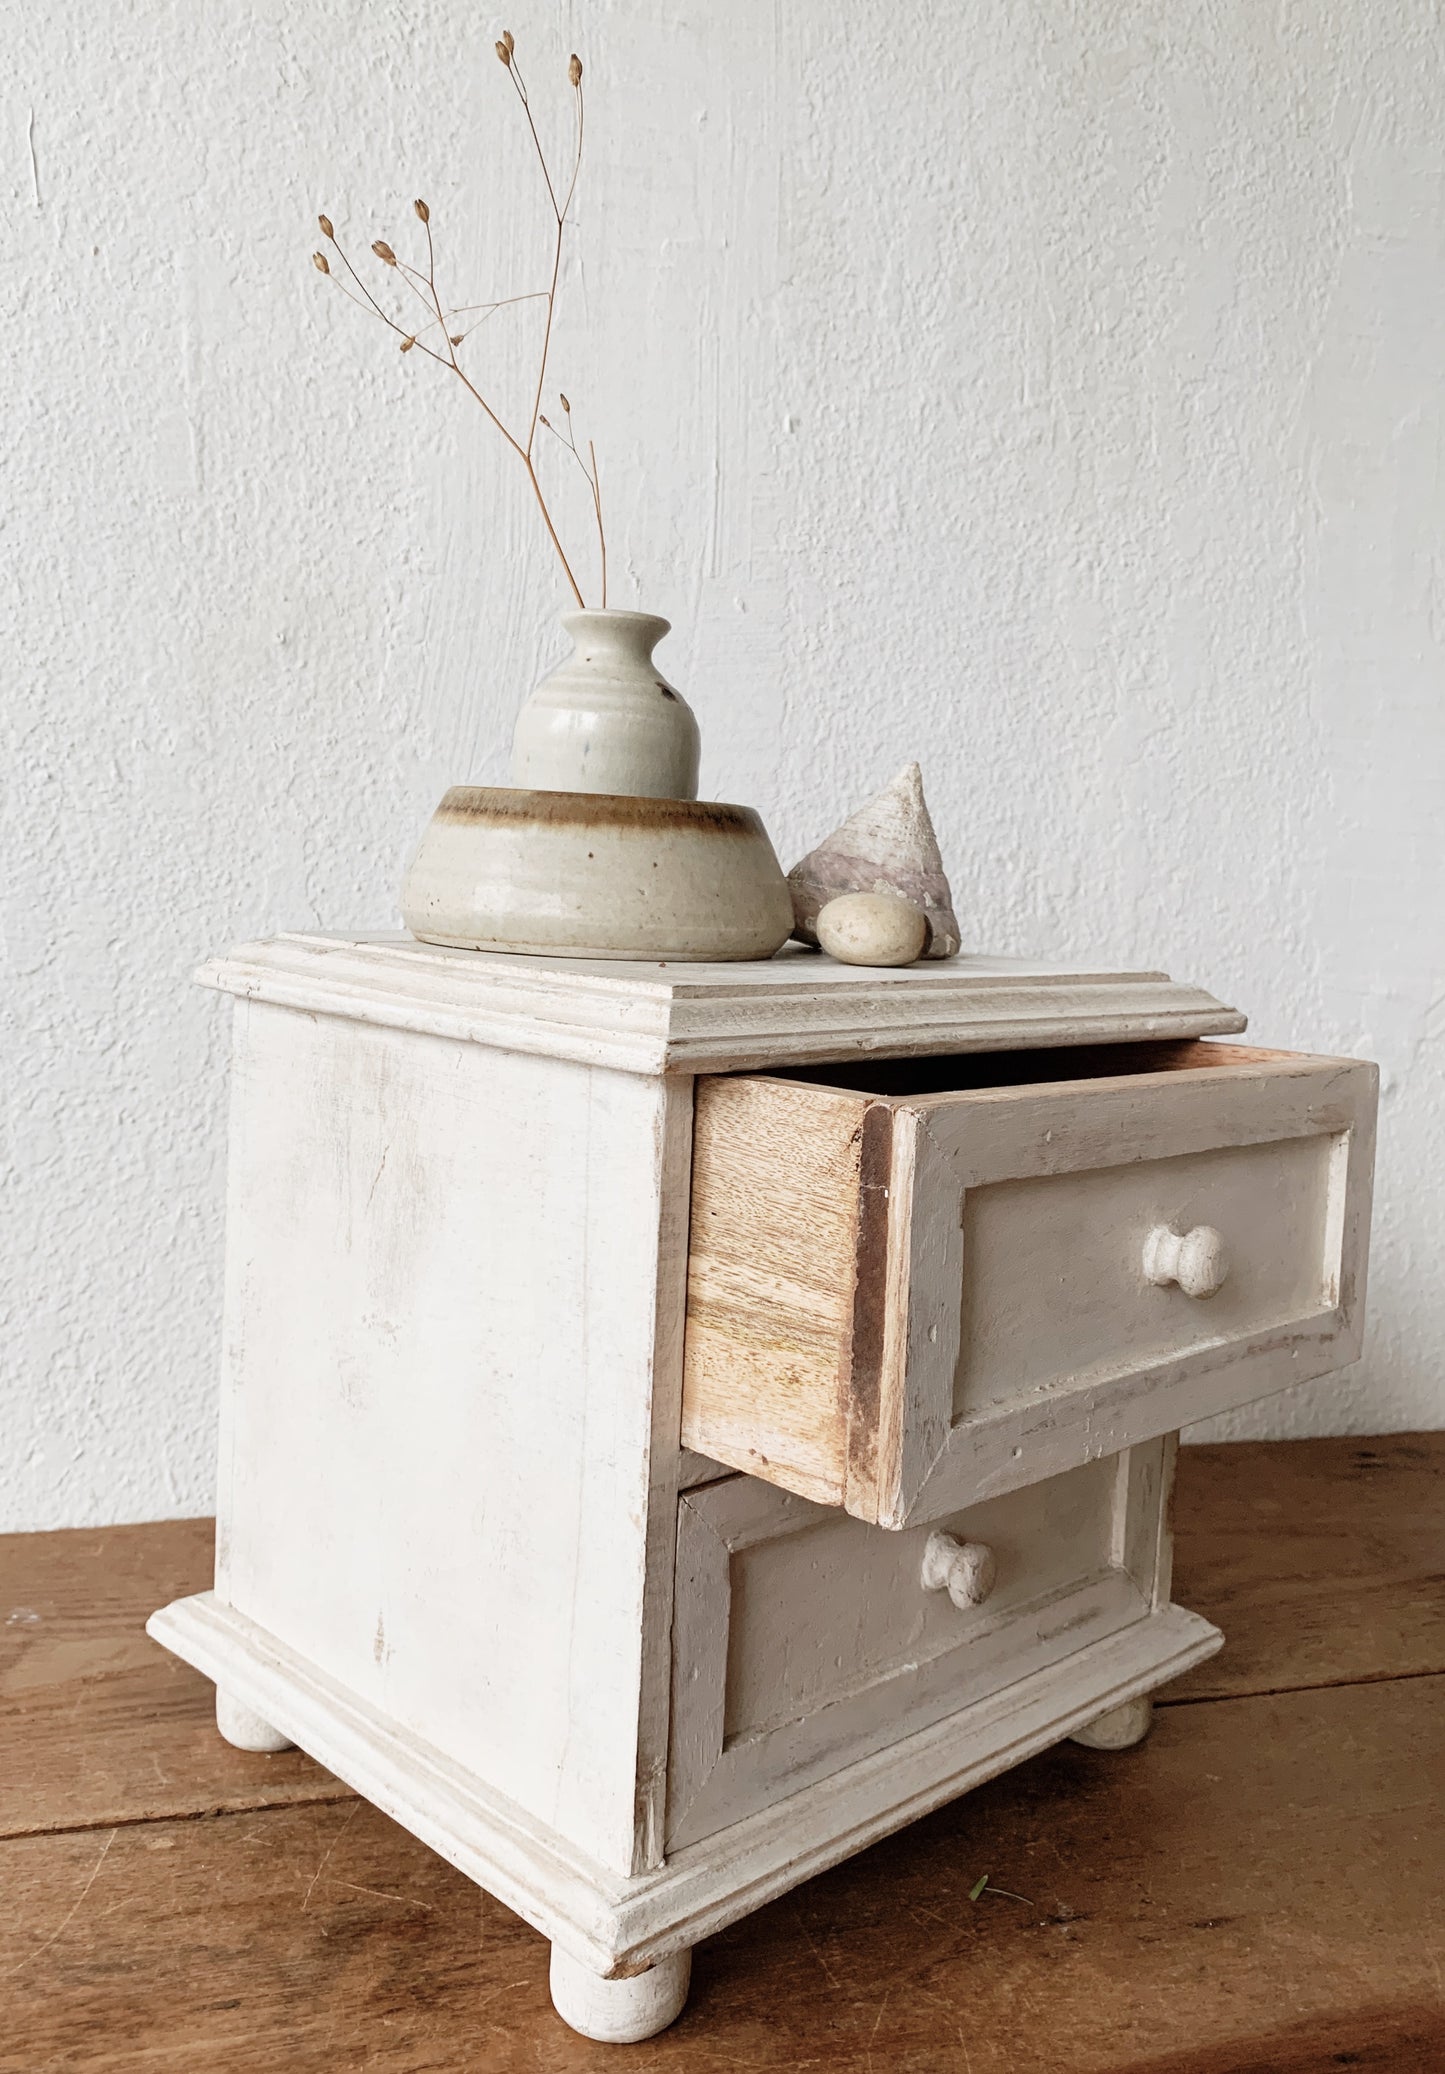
[401,786,795,961]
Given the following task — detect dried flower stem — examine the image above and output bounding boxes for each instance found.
[589,440,606,609]
[541,403,607,608]
[504,46,583,459]
[313,38,603,608]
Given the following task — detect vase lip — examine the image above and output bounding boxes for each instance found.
[562,607,671,640]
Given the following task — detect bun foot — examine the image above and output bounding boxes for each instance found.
[548,1943,691,2043]
[1070,1695,1153,1750]
[215,1688,295,1753]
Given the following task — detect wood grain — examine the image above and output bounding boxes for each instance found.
[4,1438,1443,2066]
[2,1676,1440,2071]
[10,1437,1439,1849]
[682,1075,869,1503]
[0,1518,350,1841]
[1170,1432,1445,1700]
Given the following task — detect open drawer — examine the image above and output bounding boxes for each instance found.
[681,1040,1376,1527]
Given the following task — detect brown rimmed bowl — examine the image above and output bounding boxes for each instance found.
[401,786,795,961]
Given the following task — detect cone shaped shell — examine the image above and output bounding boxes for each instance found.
[787,763,960,959]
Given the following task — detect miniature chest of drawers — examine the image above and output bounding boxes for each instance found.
[150,933,1377,2043]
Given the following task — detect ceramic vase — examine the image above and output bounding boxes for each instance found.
[510,610,701,801]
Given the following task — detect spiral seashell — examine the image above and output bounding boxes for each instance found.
[787,762,961,959]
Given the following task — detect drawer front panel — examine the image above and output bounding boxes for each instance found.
[667,1446,1166,1851]
[955,1132,1338,1416]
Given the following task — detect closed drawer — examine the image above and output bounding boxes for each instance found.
[682,1041,1376,1526]
[667,1443,1170,1849]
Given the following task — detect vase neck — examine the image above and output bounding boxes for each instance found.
[562,609,670,665]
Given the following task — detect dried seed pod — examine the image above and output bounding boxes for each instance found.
[311,251,330,274]
[400,336,415,352]
[372,240,397,265]
[495,37,512,64]
[450,334,464,346]
[318,213,334,239]
[539,413,551,429]
[559,392,571,413]
[502,29,515,53]
[413,198,429,223]
[568,53,582,85]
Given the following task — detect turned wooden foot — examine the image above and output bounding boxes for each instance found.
[1070,1695,1153,1750]
[215,1688,295,1753]
[548,1944,690,2043]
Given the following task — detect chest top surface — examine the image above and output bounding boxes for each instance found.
[199,932,1246,1076]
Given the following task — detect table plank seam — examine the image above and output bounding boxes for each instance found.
[1,1787,357,1847]
[13,1665,1444,1847]
[1157,1663,1445,1709]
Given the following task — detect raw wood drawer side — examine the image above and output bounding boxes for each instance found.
[681,1076,876,1506]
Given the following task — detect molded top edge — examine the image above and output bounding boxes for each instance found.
[195,932,1246,1075]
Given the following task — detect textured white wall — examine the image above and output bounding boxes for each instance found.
[4,2,1443,1529]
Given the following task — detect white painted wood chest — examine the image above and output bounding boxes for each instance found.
[150,933,1377,2042]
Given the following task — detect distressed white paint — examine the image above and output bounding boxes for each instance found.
[548,1946,691,2046]
[4,0,1441,1528]
[149,1581,1219,1971]
[211,995,691,1875]
[147,956,1230,2037]
[665,1449,1160,1850]
[199,932,1245,1072]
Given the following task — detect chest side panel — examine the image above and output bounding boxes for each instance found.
[216,1000,678,1875]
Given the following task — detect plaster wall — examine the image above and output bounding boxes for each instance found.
[4,1,1442,1528]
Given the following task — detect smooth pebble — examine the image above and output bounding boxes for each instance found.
[816,891,929,968]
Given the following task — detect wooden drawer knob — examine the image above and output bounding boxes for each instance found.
[1143,1223,1230,1300]
[920,1531,997,1610]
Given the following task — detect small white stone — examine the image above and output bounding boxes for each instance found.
[816,891,929,967]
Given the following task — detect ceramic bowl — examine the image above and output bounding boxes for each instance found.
[401,786,796,961]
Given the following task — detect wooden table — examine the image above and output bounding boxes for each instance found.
[3,1435,1442,2072]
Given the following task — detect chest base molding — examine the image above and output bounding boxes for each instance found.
[148,1588,1220,1977]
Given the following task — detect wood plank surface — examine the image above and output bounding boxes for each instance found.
[4,1437,1443,2068]
[6,1436,1441,1843]
[2,1676,1440,2072]
[0,1518,351,1840]
[1169,1433,1445,1700]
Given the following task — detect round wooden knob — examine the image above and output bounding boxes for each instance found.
[920,1531,997,1610]
[1143,1223,1230,1300]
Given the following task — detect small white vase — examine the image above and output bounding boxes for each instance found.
[509,610,701,801]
